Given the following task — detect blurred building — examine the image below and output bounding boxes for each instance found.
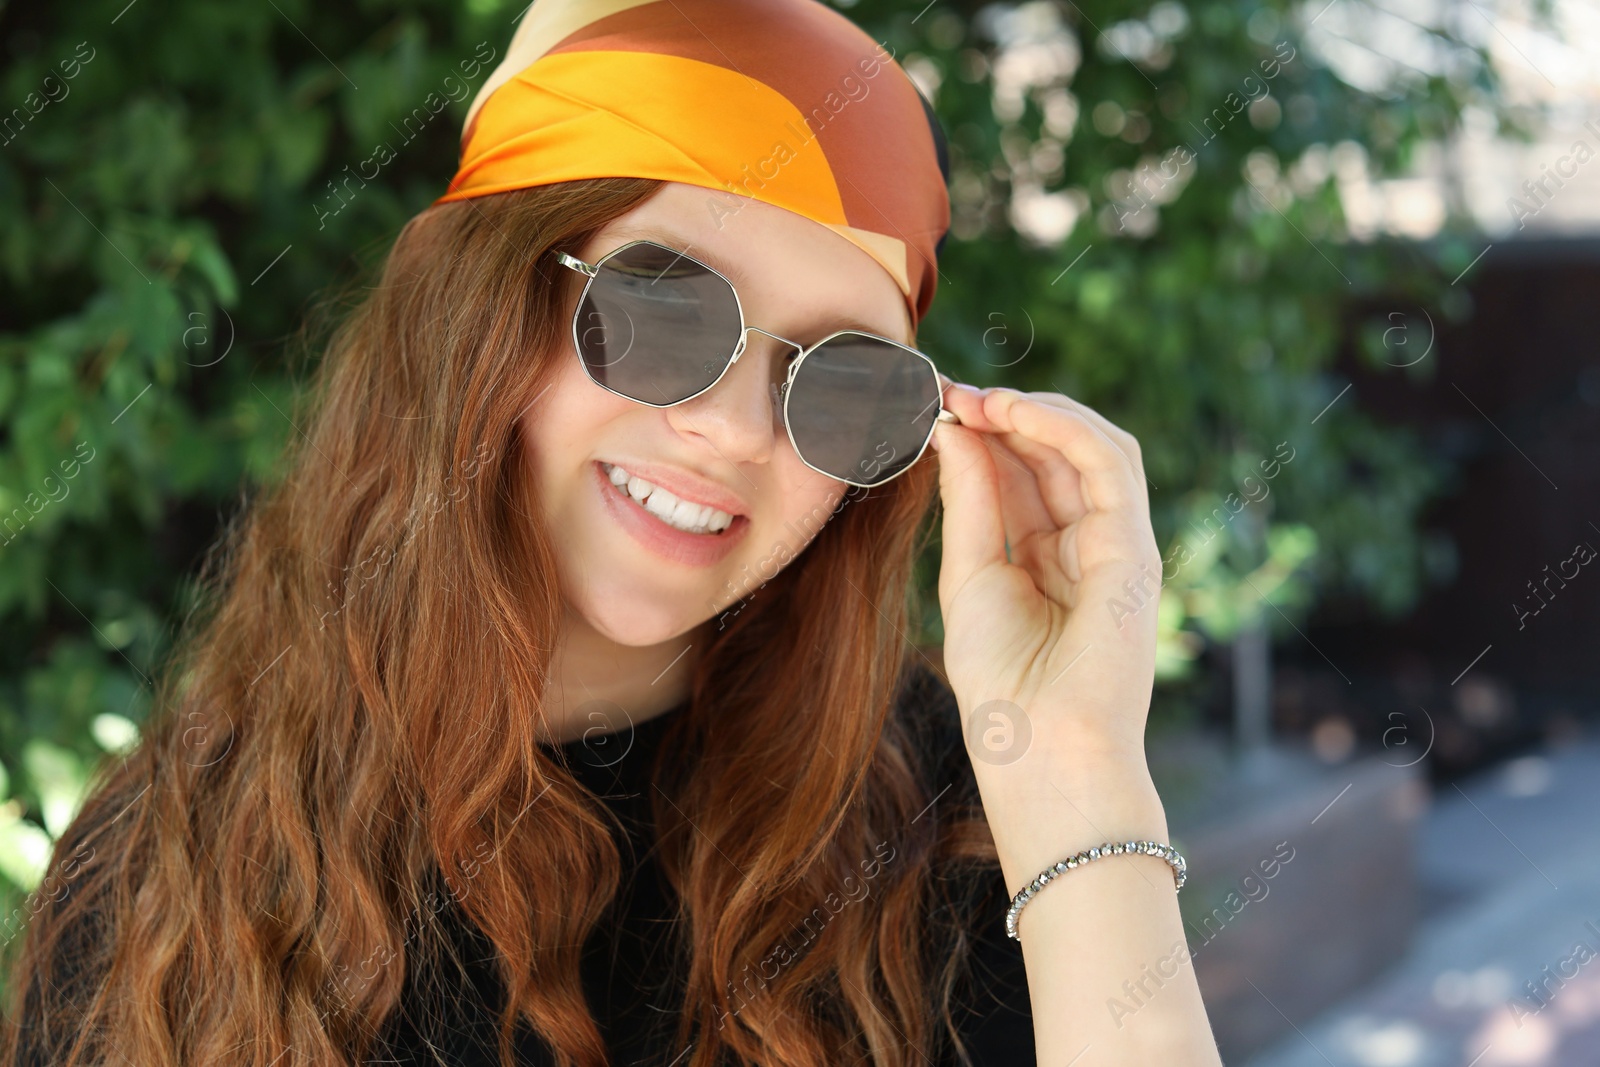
[1276,0,1600,777]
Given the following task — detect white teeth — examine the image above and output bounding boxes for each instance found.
[602,462,736,535]
[671,497,706,529]
[644,487,678,522]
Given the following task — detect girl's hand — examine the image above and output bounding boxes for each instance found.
[930,381,1164,821]
[929,381,1222,1067]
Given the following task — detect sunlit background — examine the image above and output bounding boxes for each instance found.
[1,0,1596,1061]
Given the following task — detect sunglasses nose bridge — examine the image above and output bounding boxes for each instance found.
[731,325,803,364]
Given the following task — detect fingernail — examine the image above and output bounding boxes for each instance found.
[951,382,983,397]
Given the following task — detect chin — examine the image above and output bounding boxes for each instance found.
[572,582,712,647]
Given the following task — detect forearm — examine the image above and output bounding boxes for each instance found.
[974,731,1223,1066]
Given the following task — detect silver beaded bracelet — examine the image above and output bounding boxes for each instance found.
[1004,839,1188,941]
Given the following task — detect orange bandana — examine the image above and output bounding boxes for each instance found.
[435,0,951,328]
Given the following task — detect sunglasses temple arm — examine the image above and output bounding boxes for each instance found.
[554,251,597,277]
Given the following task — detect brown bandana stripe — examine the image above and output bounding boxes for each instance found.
[437,0,950,327]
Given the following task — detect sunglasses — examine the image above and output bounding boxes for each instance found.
[554,239,958,489]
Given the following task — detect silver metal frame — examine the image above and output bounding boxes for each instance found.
[555,238,959,489]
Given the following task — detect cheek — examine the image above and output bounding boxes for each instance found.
[519,360,629,514]
[757,449,847,558]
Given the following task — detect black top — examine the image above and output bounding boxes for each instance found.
[369,670,1036,1066]
[15,670,1033,1066]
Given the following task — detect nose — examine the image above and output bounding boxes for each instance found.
[664,325,801,468]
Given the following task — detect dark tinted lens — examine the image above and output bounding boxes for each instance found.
[574,243,742,404]
[785,334,941,485]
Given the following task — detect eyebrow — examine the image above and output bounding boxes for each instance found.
[600,226,910,346]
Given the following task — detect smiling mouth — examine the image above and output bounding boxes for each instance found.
[600,462,738,536]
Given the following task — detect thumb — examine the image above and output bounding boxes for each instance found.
[933,419,1008,603]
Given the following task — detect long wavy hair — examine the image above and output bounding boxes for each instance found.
[0,178,1001,1067]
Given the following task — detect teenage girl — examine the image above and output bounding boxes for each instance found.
[2,2,1220,1065]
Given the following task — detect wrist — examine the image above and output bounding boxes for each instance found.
[989,791,1172,898]
[969,736,1170,895]
[969,718,1160,811]
[954,688,1153,775]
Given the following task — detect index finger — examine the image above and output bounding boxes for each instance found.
[978,389,1142,514]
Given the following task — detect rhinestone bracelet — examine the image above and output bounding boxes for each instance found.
[1004,839,1188,941]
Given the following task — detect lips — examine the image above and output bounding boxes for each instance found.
[602,461,736,535]
[597,457,750,518]
[593,461,749,567]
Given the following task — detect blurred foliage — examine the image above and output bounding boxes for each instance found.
[884,0,1514,707]
[0,0,1516,907]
